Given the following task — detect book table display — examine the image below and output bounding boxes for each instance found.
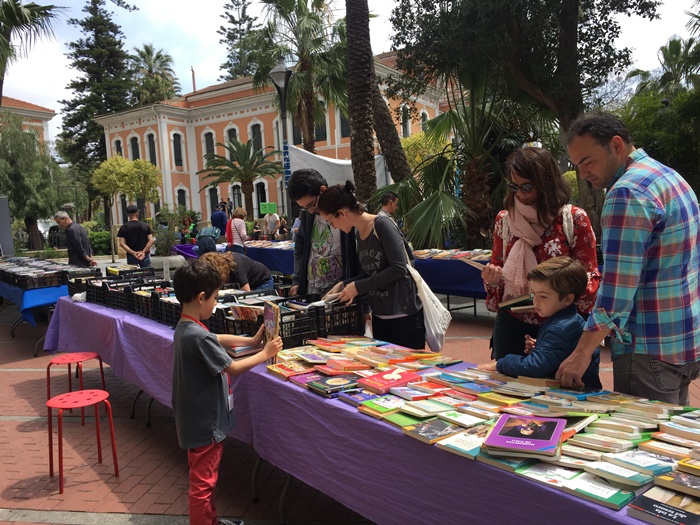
[44,297,644,525]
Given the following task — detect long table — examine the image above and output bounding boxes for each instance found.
[44,296,640,525]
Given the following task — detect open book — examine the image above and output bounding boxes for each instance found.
[309,292,342,307]
[499,293,534,310]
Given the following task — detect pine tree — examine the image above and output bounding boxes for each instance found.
[218,0,260,81]
[57,0,131,220]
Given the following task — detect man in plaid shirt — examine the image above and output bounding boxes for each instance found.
[557,111,700,404]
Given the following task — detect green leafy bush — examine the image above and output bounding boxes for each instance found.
[89,231,112,255]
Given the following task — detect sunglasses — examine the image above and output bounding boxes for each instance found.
[507,181,535,194]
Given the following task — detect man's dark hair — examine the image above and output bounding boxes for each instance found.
[380,191,398,206]
[566,110,633,148]
[288,168,328,201]
[173,259,222,304]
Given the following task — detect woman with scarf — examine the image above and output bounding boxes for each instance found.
[481,147,601,360]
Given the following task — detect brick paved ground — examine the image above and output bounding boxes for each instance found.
[0,294,698,525]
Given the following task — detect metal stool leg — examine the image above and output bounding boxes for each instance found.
[57,408,65,494]
[47,407,54,478]
[94,401,103,464]
[251,454,262,503]
[78,362,85,426]
[104,399,119,477]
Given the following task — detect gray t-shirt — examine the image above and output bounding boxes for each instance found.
[172,321,235,449]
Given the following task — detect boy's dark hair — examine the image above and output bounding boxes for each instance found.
[380,191,398,206]
[288,168,328,201]
[173,259,223,304]
[527,256,588,301]
[566,110,633,148]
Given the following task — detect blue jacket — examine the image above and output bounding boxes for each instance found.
[497,304,601,389]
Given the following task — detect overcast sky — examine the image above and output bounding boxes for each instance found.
[5,0,696,142]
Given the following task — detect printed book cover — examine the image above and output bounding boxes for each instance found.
[583,461,654,487]
[562,472,637,510]
[306,374,359,394]
[357,368,421,394]
[289,372,325,388]
[402,418,463,444]
[437,410,485,429]
[483,413,566,457]
[266,361,316,379]
[383,411,431,428]
[602,449,676,476]
[639,439,692,461]
[627,485,700,525]
[679,458,700,477]
[337,388,378,406]
[359,394,406,414]
[436,423,494,460]
[515,462,585,489]
[389,386,433,401]
[655,470,700,499]
[263,300,280,343]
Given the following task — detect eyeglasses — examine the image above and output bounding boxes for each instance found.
[326,210,341,228]
[507,181,535,194]
[300,195,319,211]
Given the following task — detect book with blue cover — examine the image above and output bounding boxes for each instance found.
[337,388,379,407]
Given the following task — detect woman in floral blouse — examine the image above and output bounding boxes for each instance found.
[481,147,601,360]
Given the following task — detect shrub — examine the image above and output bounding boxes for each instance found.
[89,231,112,255]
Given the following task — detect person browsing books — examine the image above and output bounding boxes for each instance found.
[478,256,601,389]
[557,111,700,404]
[481,147,600,360]
[199,251,274,291]
[317,181,425,350]
[171,259,282,525]
[226,207,248,254]
[287,168,360,296]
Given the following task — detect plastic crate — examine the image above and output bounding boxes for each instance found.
[157,297,182,328]
[127,281,171,320]
[86,278,108,305]
[316,299,365,337]
[105,265,156,278]
[67,277,92,296]
[277,302,319,347]
[105,281,133,311]
[13,271,63,289]
[205,307,228,334]
[223,315,260,336]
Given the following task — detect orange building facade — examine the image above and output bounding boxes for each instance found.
[94,54,442,224]
[1,96,56,143]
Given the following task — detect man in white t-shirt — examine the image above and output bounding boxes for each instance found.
[263,212,280,236]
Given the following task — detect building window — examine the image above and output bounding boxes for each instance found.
[256,182,266,218]
[173,133,183,167]
[421,112,429,131]
[292,121,302,146]
[209,187,218,214]
[204,131,215,157]
[120,195,128,224]
[130,136,140,160]
[340,114,351,138]
[227,128,237,161]
[232,185,242,209]
[401,106,410,138]
[115,139,123,156]
[147,134,157,165]
[251,124,262,152]
[154,199,161,215]
[177,189,187,207]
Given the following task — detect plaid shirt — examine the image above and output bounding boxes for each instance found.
[585,149,700,364]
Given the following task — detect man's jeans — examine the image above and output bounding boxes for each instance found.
[126,253,151,268]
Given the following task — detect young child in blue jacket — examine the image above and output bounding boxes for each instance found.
[479,256,601,389]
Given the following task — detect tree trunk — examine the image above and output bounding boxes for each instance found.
[24,216,45,251]
[371,74,412,183]
[345,0,376,203]
[459,157,492,248]
[242,180,255,219]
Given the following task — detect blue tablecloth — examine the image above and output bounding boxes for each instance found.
[0,281,68,325]
[174,242,486,300]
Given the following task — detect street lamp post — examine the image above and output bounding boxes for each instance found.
[269,56,294,222]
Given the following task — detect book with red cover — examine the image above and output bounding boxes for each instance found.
[326,358,371,371]
[314,364,356,376]
[357,368,422,394]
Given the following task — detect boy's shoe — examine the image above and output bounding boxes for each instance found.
[218,520,243,525]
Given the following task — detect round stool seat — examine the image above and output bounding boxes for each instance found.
[47,389,109,410]
[49,352,99,365]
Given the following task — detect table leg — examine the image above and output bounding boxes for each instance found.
[10,315,23,337]
[0,297,6,313]
[251,454,262,503]
[278,474,293,525]
[130,389,145,419]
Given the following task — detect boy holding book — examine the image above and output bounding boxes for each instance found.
[479,256,601,389]
[172,259,283,525]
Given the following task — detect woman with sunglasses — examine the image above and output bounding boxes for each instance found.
[482,147,601,360]
[317,181,426,350]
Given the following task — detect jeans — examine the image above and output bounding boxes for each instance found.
[491,309,539,360]
[372,309,426,350]
[228,244,245,255]
[254,276,275,291]
[126,253,151,268]
[613,353,700,405]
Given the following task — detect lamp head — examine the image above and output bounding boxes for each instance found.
[269,56,291,90]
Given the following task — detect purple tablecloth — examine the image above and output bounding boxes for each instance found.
[44,296,640,525]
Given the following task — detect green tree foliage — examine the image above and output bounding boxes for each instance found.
[0,0,62,102]
[0,112,59,249]
[218,0,261,81]
[400,133,451,172]
[627,36,700,97]
[122,159,162,216]
[129,43,181,105]
[251,0,347,153]
[198,138,282,219]
[58,0,132,219]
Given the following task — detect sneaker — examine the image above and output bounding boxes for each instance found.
[218,520,244,525]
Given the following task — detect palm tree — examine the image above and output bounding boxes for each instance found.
[0,0,62,103]
[627,36,700,97]
[251,0,347,153]
[197,138,282,218]
[687,1,700,38]
[129,43,181,106]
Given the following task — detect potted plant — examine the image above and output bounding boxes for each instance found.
[151,204,186,279]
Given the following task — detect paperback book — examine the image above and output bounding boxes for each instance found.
[482,414,566,458]
[435,423,494,460]
[402,418,463,444]
[602,449,677,476]
[583,460,654,487]
[337,388,379,407]
[562,472,639,509]
[357,368,421,394]
[655,470,700,499]
[627,485,700,525]
[516,462,585,489]
[639,439,692,461]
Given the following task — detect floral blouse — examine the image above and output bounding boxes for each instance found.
[485,205,601,325]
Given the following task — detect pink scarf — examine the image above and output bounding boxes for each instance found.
[502,200,547,299]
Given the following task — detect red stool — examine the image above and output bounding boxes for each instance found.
[46,389,119,494]
[47,352,106,425]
